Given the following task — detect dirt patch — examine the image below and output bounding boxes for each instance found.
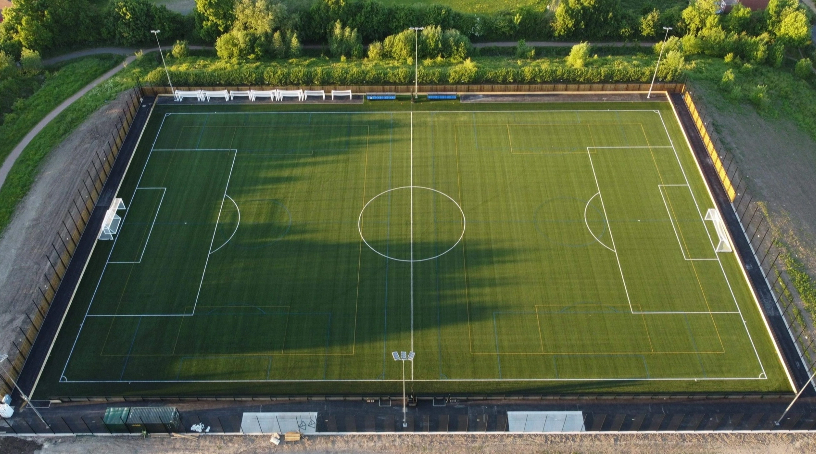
[0,436,41,454]
[26,432,816,454]
[702,90,816,275]
[0,92,133,378]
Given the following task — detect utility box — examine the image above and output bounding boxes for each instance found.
[103,407,181,433]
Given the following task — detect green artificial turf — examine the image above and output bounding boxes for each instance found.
[35,100,791,398]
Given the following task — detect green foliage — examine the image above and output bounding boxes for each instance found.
[566,42,591,68]
[214,0,291,60]
[794,58,813,80]
[515,39,535,59]
[553,0,622,40]
[289,31,302,58]
[722,3,752,34]
[773,8,810,48]
[368,41,384,61]
[658,50,685,81]
[194,0,237,43]
[109,0,185,46]
[329,20,363,58]
[383,29,415,62]
[680,0,717,36]
[171,40,190,59]
[781,250,816,319]
[0,0,101,52]
[19,48,42,75]
[448,57,478,82]
[640,9,660,39]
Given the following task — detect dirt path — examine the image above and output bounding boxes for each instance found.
[2,432,815,453]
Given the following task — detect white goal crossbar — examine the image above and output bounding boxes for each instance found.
[331,90,352,100]
[99,198,126,240]
[705,208,732,253]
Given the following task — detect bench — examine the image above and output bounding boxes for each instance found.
[278,89,304,101]
[428,93,457,100]
[366,93,396,100]
[251,90,277,101]
[304,90,326,100]
[203,90,230,102]
[174,90,203,102]
[229,90,253,101]
[331,90,353,100]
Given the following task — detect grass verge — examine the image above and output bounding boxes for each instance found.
[0,55,125,167]
[0,56,155,236]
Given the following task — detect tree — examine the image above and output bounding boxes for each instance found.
[171,40,190,58]
[215,0,290,60]
[19,48,42,74]
[367,41,384,60]
[773,8,810,47]
[640,9,660,39]
[680,0,718,36]
[566,42,591,68]
[195,0,237,43]
[794,58,813,79]
[420,25,442,58]
[288,31,301,58]
[722,3,752,34]
[271,30,286,58]
[553,0,621,40]
[329,20,362,58]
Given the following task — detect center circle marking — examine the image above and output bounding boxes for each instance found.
[358,186,466,262]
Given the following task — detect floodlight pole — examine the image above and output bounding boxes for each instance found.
[393,351,415,428]
[647,26,672,99]
[151,30,175,94]
[775,367,816,426]
[0,355,50,428]
[409,27,424,101]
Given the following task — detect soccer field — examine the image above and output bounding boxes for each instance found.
[36,100,791,397]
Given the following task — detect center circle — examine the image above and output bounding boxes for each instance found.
[358,186,466,262]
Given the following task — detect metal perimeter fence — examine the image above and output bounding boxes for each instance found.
[0,86,144,399]
[682,86,816,389]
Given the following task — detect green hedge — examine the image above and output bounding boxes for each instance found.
[146,55,662,86]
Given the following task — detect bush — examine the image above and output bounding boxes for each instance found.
[794,58,813,79]
[368,41,384,61]
[448,58,479,83]
[720,68,736,90]
[18,48,42,75]
[515,39,535,59]
[566,42,590,69]
[171,40,189,59]
[329,20,363,58]
[289,32,302,58]
[749,84,769,108]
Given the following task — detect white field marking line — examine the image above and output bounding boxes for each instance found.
[656,110,767,377]
[657,185,717,262]
[668,102,792,390]
[163,109,664,115]
[61,113,172,379]
[209,194,241,255]
[358,187,466,262]
[193,149,239,315]
[59,375,766,383]
[410,111,415,374]
[585,147,634,314]
[584,192,614,252]
[107,187,166,264]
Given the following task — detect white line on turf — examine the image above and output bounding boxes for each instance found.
[657,185,718,262]
[410,111,415,380]
[656,110,766,378]
[584,192,615,252]
[61,113,171,379]
[209,194,241,255]
[108,187,166,264]
[193,149,239,315]
[585,147,635,314]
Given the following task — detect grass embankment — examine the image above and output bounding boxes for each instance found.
[0,55,124,167]
[0,55,152,236]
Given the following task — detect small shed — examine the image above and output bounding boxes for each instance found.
[103,407,181,433]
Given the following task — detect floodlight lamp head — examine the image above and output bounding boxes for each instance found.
[407,352,415,361]
[663,27,672,31]
[409,27,425,31]
[392,352,400,361]
[151,30,160,34]
[401,351,407,360]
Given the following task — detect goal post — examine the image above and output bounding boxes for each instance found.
[99,198,126,240]
[705,208,732,253]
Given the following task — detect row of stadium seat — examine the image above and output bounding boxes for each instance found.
[173,89,353,102]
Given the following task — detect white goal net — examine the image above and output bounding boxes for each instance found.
[99,198,126,240]
[705,208,732,253]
